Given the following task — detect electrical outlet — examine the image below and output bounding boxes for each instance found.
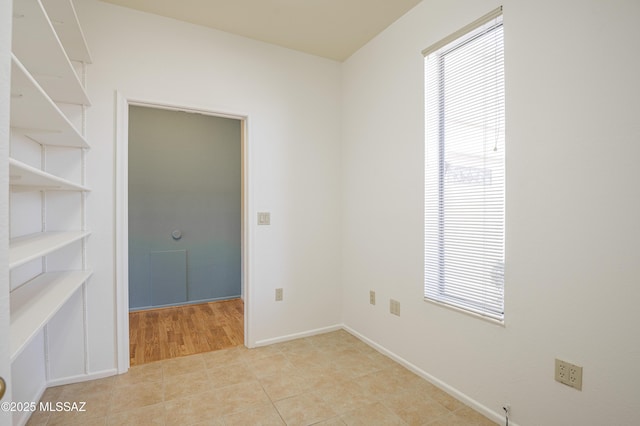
[555,359,567,383]
[369,290,376,305]
[568,363,583,390]
[390,299,400,316]
[275,288,283,301]
[555,359,582,390]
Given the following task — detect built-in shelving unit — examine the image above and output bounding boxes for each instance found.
[11,0,90,105]
[41,0,92,63]
[8,1,92,422]
[10,55,88,148]
[9,231,91,270]
[9,158,90,192]
[10,270,93,361]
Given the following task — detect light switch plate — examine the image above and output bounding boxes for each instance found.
[390,299,400,316]
[258,212,270,225]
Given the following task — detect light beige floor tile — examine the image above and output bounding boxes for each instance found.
[208,363,256,388]
[424,412,472,426]
[452,406,498,425]
[314,418,348,425]
[303,365,350,389]
[340,402,406,426]
[237,345,282,363]
[189,419,225,426]
[313,380,377,414]
[213,380,271,416]
[162,353,207,378]
[348,339,380,354]
[427,388,465,412]
[163,390,224,425]
[274,392,337,426]
[106,402,165,425]
[39,386,65,403]
[259,369,312,401]
[337,363,381,379]
[383,391,449,425]
[387,366,438,392]
[60,376,116,400]
[164,370,213,401]
[355,369,406,400]
[115,361,163,386]
[285,349,332,369]
[25,410,50,426]
[247,354,295,378]
[47,411,107,426]
[272,337,316,354]
[46,390,112,423]
[365,351,400,370]
[223,402,286,426]
[109,381,164,414]
[329,351,380,377]
[27,330,495,426]
[202,347,245,369]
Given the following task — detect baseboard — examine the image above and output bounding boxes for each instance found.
[46,368,118,388]
[129,296,241,312]
[342,325,518,426]
[253,324,343,347]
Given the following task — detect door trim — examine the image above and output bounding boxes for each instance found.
[114,92,252,373]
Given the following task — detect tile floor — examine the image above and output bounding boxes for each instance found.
[27,330,497,425]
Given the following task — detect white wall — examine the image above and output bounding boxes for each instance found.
[341,0,640,425]
[75,0,342,371]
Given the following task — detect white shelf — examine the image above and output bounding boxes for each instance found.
[10,270,93,361]
[9,231,91,270]
[12,0,90,105]
[10,158,90,192]
[10,55,88,148]
[41,0,92,63]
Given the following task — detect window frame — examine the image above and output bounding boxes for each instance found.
[423,7,505,323]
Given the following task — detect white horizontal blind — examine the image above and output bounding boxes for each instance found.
[424,11,505,321]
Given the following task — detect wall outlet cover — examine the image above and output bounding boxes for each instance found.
[555,358,582,390]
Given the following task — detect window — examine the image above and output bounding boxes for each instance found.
[423,8,505,321]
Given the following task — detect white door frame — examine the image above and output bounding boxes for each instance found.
[0,0,13,410]
[114,92,252,373]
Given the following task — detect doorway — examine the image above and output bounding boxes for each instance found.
[115,97,250,371]
[128,106,241,309]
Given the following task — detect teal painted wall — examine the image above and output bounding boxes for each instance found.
[128,106,241,310]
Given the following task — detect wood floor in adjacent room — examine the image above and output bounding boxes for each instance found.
[129,298,244,366]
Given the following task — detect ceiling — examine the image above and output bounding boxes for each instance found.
[99,0,422,61]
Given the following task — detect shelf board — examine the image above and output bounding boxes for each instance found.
[41,0,92,63]
[9,158,90,192]
[10,270,93,361]
[12,0,90,105]
[10,55,88,148]
[9,231,91,270]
